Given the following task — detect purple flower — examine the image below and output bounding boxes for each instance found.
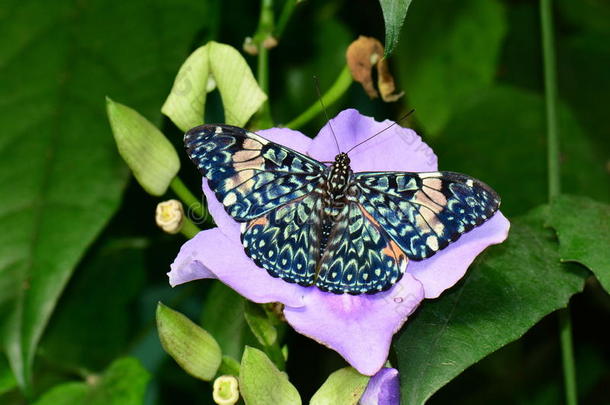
[168,109,510,375]
[360,367,400,405]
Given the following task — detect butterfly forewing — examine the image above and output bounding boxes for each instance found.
[354,171,500,261]
[185,124,327,221]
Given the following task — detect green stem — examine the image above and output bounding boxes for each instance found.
[180,216,201,239]
[253,0,274,128]
[275,0,298,39]
[285,65,353,129]
[170,177,204,218]
[540,1,577,404]
[541,0,560,200]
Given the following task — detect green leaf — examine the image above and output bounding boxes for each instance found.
[32,357,149,405]
[106,98,180,196]
[547,195,610,292]
[395,0,507,135]
[156,302,222,381]
[309,367,369,405]
[433,86,610,217]
[239,346,301,405]
[394,209,587,404]
[0,0,209,391]
[162,41,267,131]
[40,239,146,371]
[0,356,16,396]
[200,282,255,361]
[244,302,278,349]
[379,0,413,56]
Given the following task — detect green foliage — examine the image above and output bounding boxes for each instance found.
[378,0,413,56]
[32,358,149,405]
[40,239,146,371]
[106,98,180,196]
[239,346,301,405]
[309,367,369,405]
[433,86,609,217]
[547,195,610,293]
[162,41,267,131]
[394,208,588,404]
[395,0,507,136]
[0,0,209,392]
[156,302,222,381]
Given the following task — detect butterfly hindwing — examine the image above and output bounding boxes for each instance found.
[185,124,326,221]
[315,200,408,294]
[355,171,500,261]
[241,193,323,286]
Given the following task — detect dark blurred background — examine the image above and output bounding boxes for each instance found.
[0,0,608,404]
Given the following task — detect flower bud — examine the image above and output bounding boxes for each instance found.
[156,199,184,234]
[213,375,240,405]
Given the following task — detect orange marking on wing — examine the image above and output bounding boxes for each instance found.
[425,188,448,208]
[414,190,443,213]
[356,204,382,227]
[243,138,263,150]
[233,149,260,162]
[423,178,442,190]
[233,156,265,171]
[247,216,269,230]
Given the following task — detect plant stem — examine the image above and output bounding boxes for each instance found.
[170,177,213,227]
[253,0,274,128]
[540,1,577,404]
[275,0,298,39]
[541,0,560,200]
[285,65,353,129]
[180,216,201,239]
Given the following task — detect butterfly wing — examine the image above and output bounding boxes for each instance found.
[185,124,327,221]
[240,192,324,286]
[314,200,408,294]
[354,171,500,260]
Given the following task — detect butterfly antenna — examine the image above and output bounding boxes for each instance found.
[314,76,341,153]
[345,109,416,154]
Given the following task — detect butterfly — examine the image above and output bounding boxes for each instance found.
[184,123,500,295]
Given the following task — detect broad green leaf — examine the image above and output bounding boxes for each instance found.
[239,346,301,405]
[0,0,209,391]
[200,282,256,361]
[33,357,149,405]
[40,239,146,371]
[547,195,610,292]
[395,0,506,135]
[433,86,609,217]
[310,367,369,405]
[106,98,180,196]
[156,302,222,381]
[394,209,587,404]
[162,41,267,131]
[379,0,413,56]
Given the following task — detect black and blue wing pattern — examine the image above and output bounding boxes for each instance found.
[185,124,501,295]
[315,201,408,294]
[354,171,500,261]
[185,125,326,221]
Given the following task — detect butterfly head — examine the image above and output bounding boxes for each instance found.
[334,152,350,167]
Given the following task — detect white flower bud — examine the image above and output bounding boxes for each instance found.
[155,199,184,234]
[213,375,240,405]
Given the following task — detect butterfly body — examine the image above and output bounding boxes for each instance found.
[185,124,500,295]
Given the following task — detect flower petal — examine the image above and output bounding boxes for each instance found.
[307,109,438,172]
[201,127,312,239]
[409,211,511,299]
[283,273,424,375]
[360,367,400,405]
[168,228,306,307]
